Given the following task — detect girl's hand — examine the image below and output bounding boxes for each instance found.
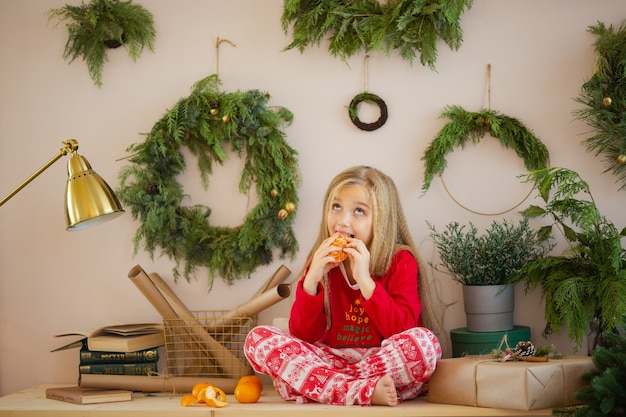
[302,234,344,295]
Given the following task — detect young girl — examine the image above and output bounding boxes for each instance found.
[244,165,441,406]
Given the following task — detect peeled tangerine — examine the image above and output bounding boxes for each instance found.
[202,386,228,408]
[330,233,348,262]
[181,382,227,407]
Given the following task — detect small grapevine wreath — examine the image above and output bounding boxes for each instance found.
[117,75,300,287]
[420,105,550,194]
[281,0,473,69]
[348,92,388,131]
[574,20,626,190]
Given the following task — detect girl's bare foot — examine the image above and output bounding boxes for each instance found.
[371,375,398,406]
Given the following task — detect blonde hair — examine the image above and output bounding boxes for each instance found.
[312,165,418,274]
[297,166,435,332]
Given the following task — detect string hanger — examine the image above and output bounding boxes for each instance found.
[215,37,236,77]
[486,63,492,110]
[363,54,370,92]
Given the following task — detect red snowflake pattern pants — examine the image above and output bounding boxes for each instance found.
[243,325,441,406]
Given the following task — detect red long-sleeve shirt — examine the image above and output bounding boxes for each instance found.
[289,250,421,348]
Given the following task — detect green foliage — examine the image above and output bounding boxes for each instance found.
[281,0,473,69]
[48,0,156,87]
[574,19,626,190]
[554,326,626,417]
[511,167,626,351]
[428,217,552,286]
[421,105,550,193]
[117,74,300,288]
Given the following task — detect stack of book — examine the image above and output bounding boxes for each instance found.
[52,322,165,379]
[78,340,159,376]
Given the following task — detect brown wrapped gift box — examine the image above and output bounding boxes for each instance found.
[427,356,595,411]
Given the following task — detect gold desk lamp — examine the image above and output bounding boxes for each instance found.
[0,139,124,230]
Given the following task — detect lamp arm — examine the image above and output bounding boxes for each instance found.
[0,140,79,207]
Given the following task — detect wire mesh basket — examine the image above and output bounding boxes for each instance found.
[163,310,256,379]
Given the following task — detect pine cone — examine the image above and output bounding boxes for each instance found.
[515,341,536,357]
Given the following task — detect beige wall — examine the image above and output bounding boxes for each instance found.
[1,0,625,396]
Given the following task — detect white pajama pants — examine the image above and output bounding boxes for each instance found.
[243,325,441,406]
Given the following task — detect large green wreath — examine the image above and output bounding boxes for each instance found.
[282,0,473,70]
[421,105,550,193]
[574,20,626,190]
[117,75,300,287]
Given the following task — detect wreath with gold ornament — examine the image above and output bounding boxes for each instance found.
[574,20,626,190]
[281,0,473,69]
[117,75,300,287]
[420,105,550,194]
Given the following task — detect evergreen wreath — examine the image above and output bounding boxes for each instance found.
[282,0,473,70]
[574,19,626,190]
[348,92,388,131]
[421,105,550,193]
[117,75,300,287]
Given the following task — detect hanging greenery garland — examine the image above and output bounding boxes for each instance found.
[574,19,626,190]
[420,105,550,193]
[117,75,300,288]
[348,92,388,131]
[281,0,473,70]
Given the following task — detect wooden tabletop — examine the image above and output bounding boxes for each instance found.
[0,384,553,417]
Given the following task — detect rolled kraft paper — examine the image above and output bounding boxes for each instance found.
[128,265,209,371]
[148,272,195,317]
[204,284,291,334]
[252,264,291,298]
[80,373,239,394]
[127,265,178,319]
[158,288,251,378]
[127,265,249,378]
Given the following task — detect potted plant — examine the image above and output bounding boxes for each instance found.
[428,217,552,332]
[509,167,626,353]
[47,0,156,87]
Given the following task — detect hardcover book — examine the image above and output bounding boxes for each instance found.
[45,386,132,405]
[79,362,158,376]
[52,322,164,353]
[79,341,159,364]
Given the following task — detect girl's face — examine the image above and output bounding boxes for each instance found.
[327,184,373,246]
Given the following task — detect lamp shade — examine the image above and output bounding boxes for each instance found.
[65,152,124,231]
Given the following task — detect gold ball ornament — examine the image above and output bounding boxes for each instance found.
[222,115,231,123]
[617,154,626,164]
[285,202,296,212]
[210,108,219,115]
[270,189,278,197]
[603,97,612,106]
[277,209,289,220]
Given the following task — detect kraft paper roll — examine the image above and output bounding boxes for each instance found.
[79,373,239,394]
[127,265,250,378]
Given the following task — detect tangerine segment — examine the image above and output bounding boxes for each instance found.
[234,381,262,404]
[180,394,197,406]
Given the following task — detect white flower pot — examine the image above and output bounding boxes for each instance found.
[463,284,514,332]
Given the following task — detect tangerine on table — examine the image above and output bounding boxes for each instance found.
[234,381,262,404]
[238,375,263,392]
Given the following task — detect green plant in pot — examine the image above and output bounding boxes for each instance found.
[509,167,626,353]
[428,217,552,332]
[48,0,156,87]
